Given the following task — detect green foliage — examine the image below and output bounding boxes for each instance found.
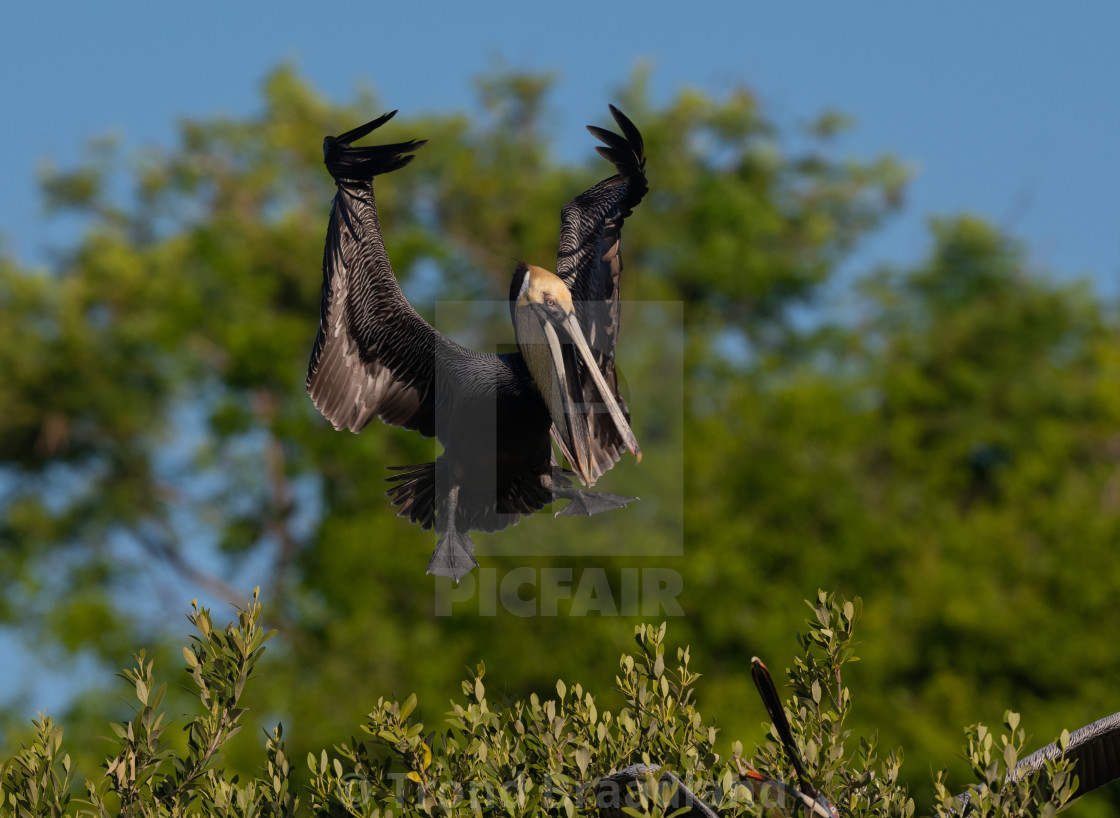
[81,590,277,815]
[0,591,294,817]
[2,592,1090,816]
[0,716,74,817]
[931,713,1077,818]
[302,617,728,817]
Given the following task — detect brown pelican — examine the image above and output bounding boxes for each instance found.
[306,106,647,581]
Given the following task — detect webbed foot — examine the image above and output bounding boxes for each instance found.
[426,528,478,582]
[555,490,638,517]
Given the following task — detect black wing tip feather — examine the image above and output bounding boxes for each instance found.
[586,105,648,210]
[323,111,428,182]
[587,105,646,169]
[608,104,645,153]
[330,110,398,147]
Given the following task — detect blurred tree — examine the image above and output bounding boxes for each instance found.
[679,215,1120,811]
[3,65,1117,813]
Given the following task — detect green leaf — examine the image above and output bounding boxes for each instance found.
[561,794,575,818]
[1006,711,1021,732]
[399,693,417,722]
[574,745,590,777]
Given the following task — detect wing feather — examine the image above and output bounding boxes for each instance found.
[553,105,648,484]
[306,113,440,436]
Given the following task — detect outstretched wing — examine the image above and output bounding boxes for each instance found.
[1014,711,1120,802]
[553,105,648,483]
[306,112,443,437]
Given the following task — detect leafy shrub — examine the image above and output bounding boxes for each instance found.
[0,589,1079,816]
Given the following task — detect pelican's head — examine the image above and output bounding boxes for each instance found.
[509,263,576,331]
[509,263,640,486]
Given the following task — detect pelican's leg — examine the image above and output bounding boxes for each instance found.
[426,483,479,582]
[551,469,638,518]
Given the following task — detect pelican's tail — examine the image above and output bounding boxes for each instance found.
[323,111,428,182]
[385,463,436,530]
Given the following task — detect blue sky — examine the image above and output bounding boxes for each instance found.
[2,3,1119,291]
[2,2,1119,711]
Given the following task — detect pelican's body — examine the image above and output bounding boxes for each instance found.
[306,107,647,580]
